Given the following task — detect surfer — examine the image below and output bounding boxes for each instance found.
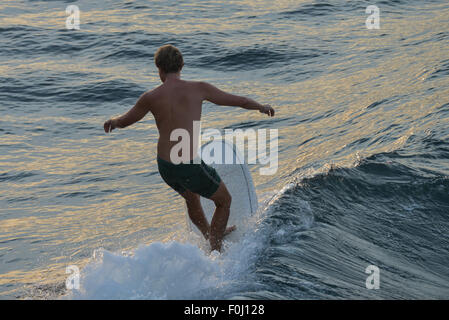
[103,44,274,252]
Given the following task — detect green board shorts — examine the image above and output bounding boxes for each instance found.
[157,156,222,199]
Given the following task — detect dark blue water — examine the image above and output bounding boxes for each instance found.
[0,0,448,299]
[242,131,449,299]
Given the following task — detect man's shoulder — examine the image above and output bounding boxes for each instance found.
[179,80,209,96]
[183,79,207,88]
[190,80,215,93]
[142,85,163,100]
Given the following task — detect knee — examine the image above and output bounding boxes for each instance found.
[214,191,232,208]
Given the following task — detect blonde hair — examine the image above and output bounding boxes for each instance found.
[154,44,184,74]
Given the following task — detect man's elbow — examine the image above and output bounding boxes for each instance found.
[239,96,250,108]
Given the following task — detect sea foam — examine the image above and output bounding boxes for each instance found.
[64,197,272,300]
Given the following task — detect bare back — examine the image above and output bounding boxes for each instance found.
[106,75,272,163]
[149,79,204,162]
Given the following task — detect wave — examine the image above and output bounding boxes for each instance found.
[60,131,449,300]
[64,204,270,300]
[0,75,142,104]
[246,136,449,299]
[280,3,337,18]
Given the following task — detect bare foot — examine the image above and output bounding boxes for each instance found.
[224,225,236,237]
[209,226,237,253]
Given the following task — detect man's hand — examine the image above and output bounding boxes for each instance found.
[259,104,275,117]
[103,92,153,133]
[103,119,118,133]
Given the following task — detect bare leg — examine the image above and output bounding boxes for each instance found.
[180,190,210,240]
[208,182,234,252]
[181,189,235,241]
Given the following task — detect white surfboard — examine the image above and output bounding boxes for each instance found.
[186,139,258,242]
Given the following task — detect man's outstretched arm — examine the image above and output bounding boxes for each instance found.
[104,92,152,133]
[200,82,275,117]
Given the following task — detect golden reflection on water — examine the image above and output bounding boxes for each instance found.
[0,0,448,298]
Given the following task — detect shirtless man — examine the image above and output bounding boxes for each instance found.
[103,44,274,252]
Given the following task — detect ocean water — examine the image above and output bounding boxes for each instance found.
[0,0,448,299]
